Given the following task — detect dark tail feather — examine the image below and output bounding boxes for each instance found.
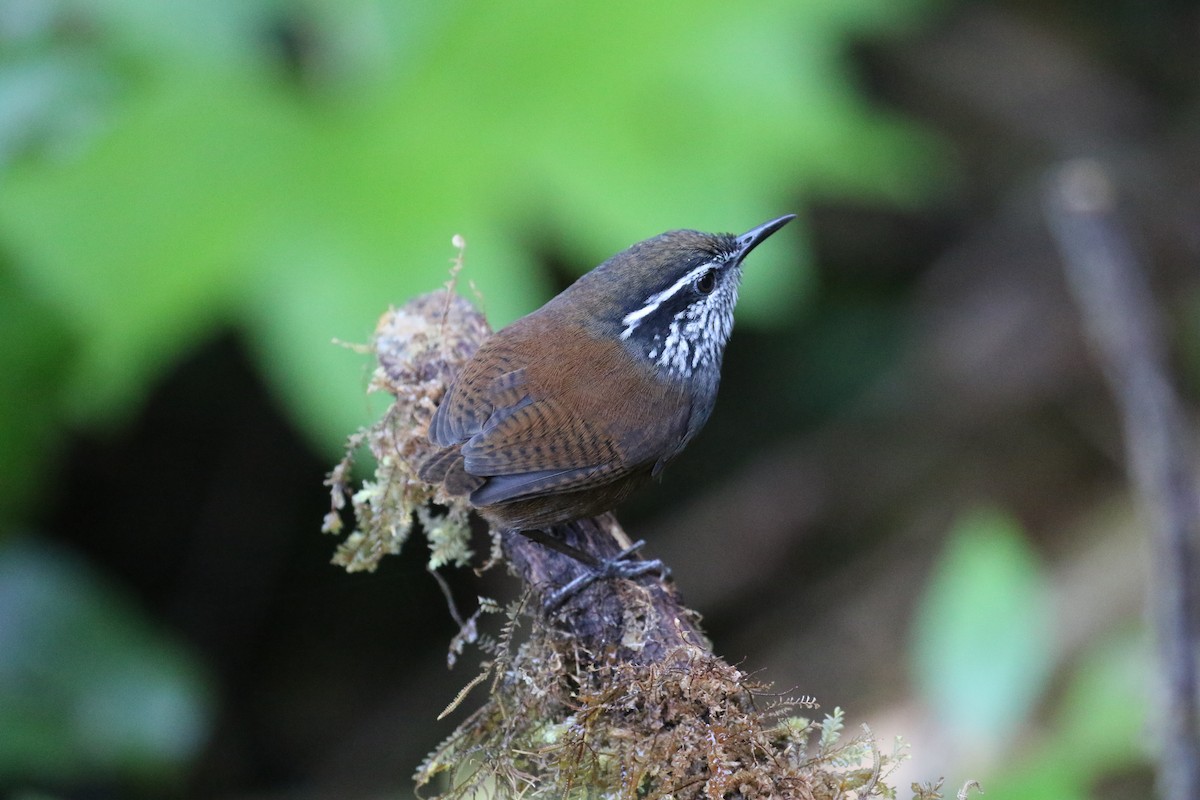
[418,446,484,497]
[418,446,458,483]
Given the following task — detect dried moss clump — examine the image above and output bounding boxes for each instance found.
[323,286,491,572]
[418,608,902,800]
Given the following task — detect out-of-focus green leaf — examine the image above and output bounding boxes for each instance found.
[2,73,304,425]
[1050,628,1149,767]
[0,0,944,458]
[62,0,282,69]
[911,508,1054,756]
[971,759,1086,800]
[965,630,1150,800]
[0,51,115,169]
[0,267,74,520]
[0,536,213,785]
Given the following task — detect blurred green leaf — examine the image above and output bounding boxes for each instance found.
[1051,628,1148,763]
[0,267,74,519]
[911,508,1054,753]
[0,0,944,460]
[61,0,282,69]
[968,629,1151,800]
[0,51,115,169]
[0,536,213,786]
[971,758,1086,800]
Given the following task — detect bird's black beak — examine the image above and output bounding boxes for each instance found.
[734,214,796,263]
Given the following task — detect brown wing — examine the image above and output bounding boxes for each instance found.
[427,336,519,448]
[425,315,695,506]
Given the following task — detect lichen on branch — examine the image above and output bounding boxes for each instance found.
[323,288,489,572]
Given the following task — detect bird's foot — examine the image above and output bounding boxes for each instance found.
[545,540,669,611]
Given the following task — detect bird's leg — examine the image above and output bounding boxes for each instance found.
[516,529,668,611]
[516,528,602,569]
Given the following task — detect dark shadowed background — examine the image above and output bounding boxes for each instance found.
[1,0,1197,797]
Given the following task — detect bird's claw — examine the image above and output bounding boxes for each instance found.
[545,540,668,611]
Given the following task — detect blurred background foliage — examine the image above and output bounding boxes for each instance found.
[0,0,941,476]
[0,0,1195,797]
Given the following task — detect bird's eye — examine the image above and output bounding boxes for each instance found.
[695,269,716,295]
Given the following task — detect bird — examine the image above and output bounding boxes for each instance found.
[420,215,795,603]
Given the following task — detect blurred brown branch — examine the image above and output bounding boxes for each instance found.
[1045,159,1200,800]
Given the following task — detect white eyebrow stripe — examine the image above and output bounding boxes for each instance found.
[619,261,715,339]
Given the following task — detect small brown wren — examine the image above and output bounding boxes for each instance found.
[420,215,794,597]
